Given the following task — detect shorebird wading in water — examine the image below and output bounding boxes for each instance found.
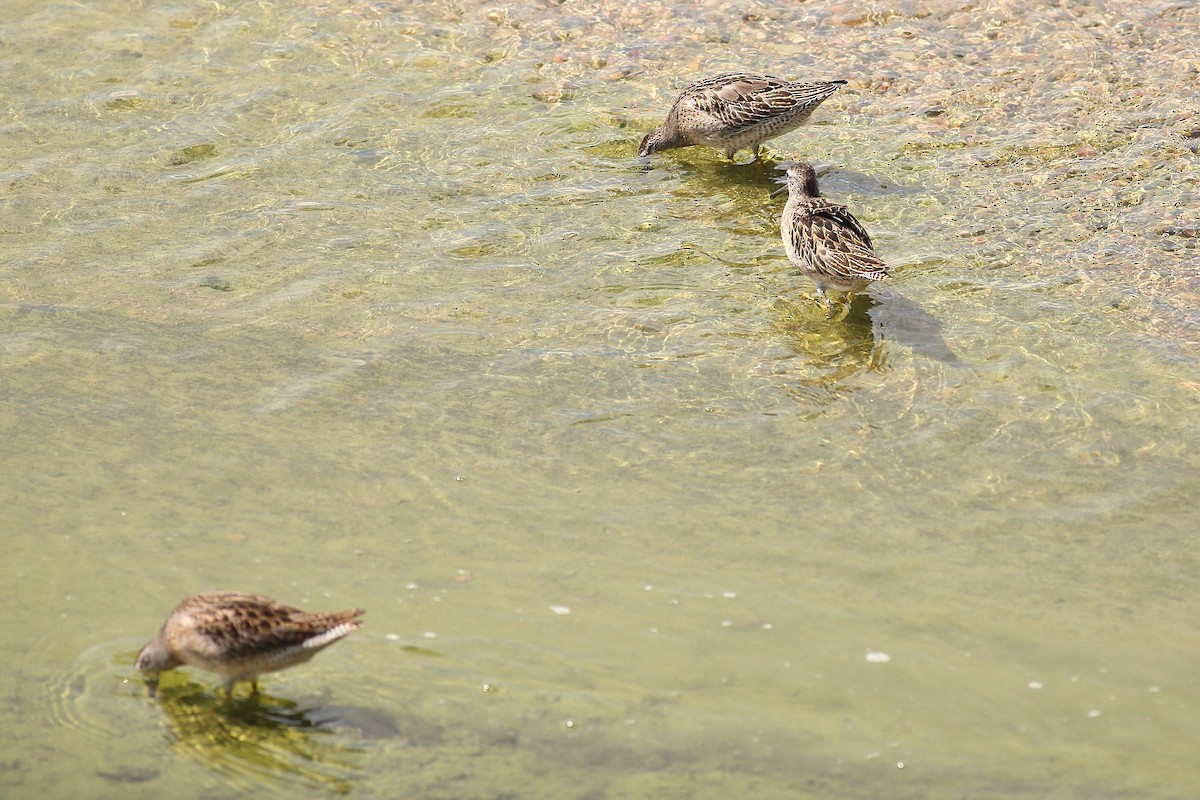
[639,73,847,163]
[135,592,364,697]
[770,162,890,314]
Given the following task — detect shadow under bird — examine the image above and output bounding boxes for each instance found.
[135,592,364,697]
[770,162,891,314]
[639,73,847,162]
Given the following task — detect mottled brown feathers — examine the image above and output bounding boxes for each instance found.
[136,592,364,694]
[774,162,890,312]
[182,592,363,661]
[640,73,847,161]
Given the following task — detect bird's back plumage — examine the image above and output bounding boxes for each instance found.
[787,198,890,285]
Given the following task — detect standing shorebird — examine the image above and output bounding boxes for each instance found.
[638,73,847,163]
[770,162,890,314]
[135,592,364,697]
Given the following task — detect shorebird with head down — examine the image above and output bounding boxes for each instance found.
[639,73,847,163]
[135,592,364,697]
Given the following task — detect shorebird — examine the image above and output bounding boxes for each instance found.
[638,73,847,162]
[135,592,364,696]
[770,162,890,313]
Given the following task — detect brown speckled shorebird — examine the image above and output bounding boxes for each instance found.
[135,592,364,697]
[770,162,890,313]
[639,73,847,162]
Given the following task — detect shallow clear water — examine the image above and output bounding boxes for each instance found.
[2,0,1199,797]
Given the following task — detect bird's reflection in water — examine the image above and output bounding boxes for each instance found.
[150,675,366,795]
[771,288,962,390]
[772,292,882,382]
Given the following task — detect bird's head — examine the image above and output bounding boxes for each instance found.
[771,162,822,199]
[135,637,176,672]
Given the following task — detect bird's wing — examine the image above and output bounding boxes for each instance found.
[686,75,838,135]
[804,202,890,281]
[686,75,797,133]
[188,594,361,660]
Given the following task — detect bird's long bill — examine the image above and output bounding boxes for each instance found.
[769,185,788,199]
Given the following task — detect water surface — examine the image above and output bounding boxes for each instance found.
[2,0,1198,797]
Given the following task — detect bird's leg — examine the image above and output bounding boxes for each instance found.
[829,297,853,322]
[815,288,832,318]
[729,145,759,165]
